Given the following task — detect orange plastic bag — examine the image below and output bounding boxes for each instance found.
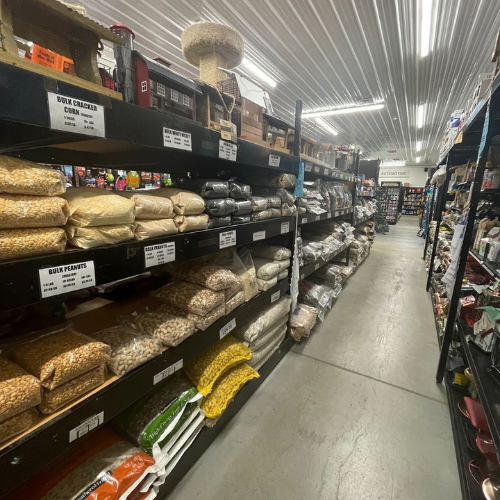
[7,427,156,500]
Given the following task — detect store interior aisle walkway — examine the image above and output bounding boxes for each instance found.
[169,217,460,500]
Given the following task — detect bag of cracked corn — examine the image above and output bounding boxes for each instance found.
[66,223,134,249]
[253,257,290,280]
[0,407,38,444]
[7,326,111,389]
[113,371,200,455]
[156,302,225,331]
[157,188,205,215]
[201,363,259,419]
[290,303,318,341]
[0,156,66,196]
[184,335,252,396]
[168,262,240,291]
[62,189,135,227]
[256,276,277,291]
[233,296,292,342]
[0,357,41,423]
[91,325,163,376]
[225,290,244,314]
[133,218,178,240]
[0,194,69,229]
[248,326,286,369]
[152,280,224,316]
[38,365,107,414]
[173,214,209,232]
[119,191,174,220]
[0,227,66,261]
[130,311,196,347]
[5,427,156,500]
[251,245,292,261]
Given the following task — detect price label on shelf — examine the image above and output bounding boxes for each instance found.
[281,221,290,234]
[269,154,281,167]
[315,215,320,221]
[271,290,281,303]
[327,212,332,218]
[144,242,175,268]
[220,318,236,339]
[301,217,308,224]
[47,92,105,137]
[153,359,183,385]
[253,230,266,241]
[314,166,320,173]
[219,140,237,161]
[300,273,305,280]
[315,263,320,270]
[220,230,236,249]
[69,411,104,442]
[163,127,192,151]
[305,163,312,172]
[324,168,330,176]
[39,261,95,298]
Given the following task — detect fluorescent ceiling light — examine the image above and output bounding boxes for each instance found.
[420,0,435,57]
[316,118,338,136]
[381,161,406,167]
[417,105,425,128]
[303,103,384,119]
[416,140,422,151]
[241,57,277,88]
[416,157,421,163]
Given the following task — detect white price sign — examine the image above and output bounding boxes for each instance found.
[253,230,266,241]
[144,242,175,268]
[220,318,236,339]
[269,154,281,167]
[314,166,320,173]
[219,140,237,161]
[69,412,104,442]
[324,168,330,176]
[47,92,105,137]
[327,212,332,218]
[271,290,281,303]
[315,215,320,221]
[281,222,290,234]
[154,359,183,385]
[163,127,192,150]
[220,230,236,249]
[305,163,312,172]
[315,263,320,270]
[39,261,95,298]
[301,217,308,224]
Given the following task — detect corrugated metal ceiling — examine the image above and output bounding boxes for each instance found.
[73,0,500,163]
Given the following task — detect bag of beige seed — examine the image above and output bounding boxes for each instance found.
[119,191,174,220]
[66,224,134,249]
[0,227,66,261]
[0,156,66,196]
[157,188,205,216]
[133,219,178,240]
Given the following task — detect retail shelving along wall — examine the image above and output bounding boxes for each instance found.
[424,67,500,500]
[0,11,375,500]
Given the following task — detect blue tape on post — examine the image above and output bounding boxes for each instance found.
[294,160,304,198]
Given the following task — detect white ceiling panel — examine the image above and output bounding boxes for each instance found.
[71,0,500,163]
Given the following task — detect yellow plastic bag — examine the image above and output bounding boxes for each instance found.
[184,335,252,396]
[201,363,259,419]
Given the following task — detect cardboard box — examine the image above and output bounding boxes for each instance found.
[220,119,237,143]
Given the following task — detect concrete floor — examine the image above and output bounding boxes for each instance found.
[169,216,461,500]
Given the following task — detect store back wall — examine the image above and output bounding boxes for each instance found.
[379,166,429,187]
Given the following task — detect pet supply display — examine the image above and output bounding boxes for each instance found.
[66,224,134,248]
[7,327,111,390]
[0,156,66,196]
[174,214,209,232]
[184,335,252,396]
[131,312,196,347]
[38,365,106,414]
[0,194,69,229]
[201,363,259,419]
[91,325,163,375]
[0,227,66,260]
[133,219,178,240]
[63,189,135,227]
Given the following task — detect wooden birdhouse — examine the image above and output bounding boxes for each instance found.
[0,0,123,98]
[264,114,294,154]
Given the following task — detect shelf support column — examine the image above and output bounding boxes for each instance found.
[423,184,437,258]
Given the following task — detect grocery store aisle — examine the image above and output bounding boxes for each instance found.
[169,217,460,500]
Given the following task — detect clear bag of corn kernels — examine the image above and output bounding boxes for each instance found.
[201,363,259,419]
[184,335,252,396]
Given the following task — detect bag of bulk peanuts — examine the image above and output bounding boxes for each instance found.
[5,427,156,500]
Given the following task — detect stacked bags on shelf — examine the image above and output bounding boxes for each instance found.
[298,280,339,321]
[250,244,292,291]
[6,427,158,500]
[290,304,318,341]
[233,296,292,371]
[0,156,68,260]
[336,230,372,266]
[157,187,207,233]
[6,327,111,416]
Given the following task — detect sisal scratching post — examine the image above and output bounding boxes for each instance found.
[181,22,244,86]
